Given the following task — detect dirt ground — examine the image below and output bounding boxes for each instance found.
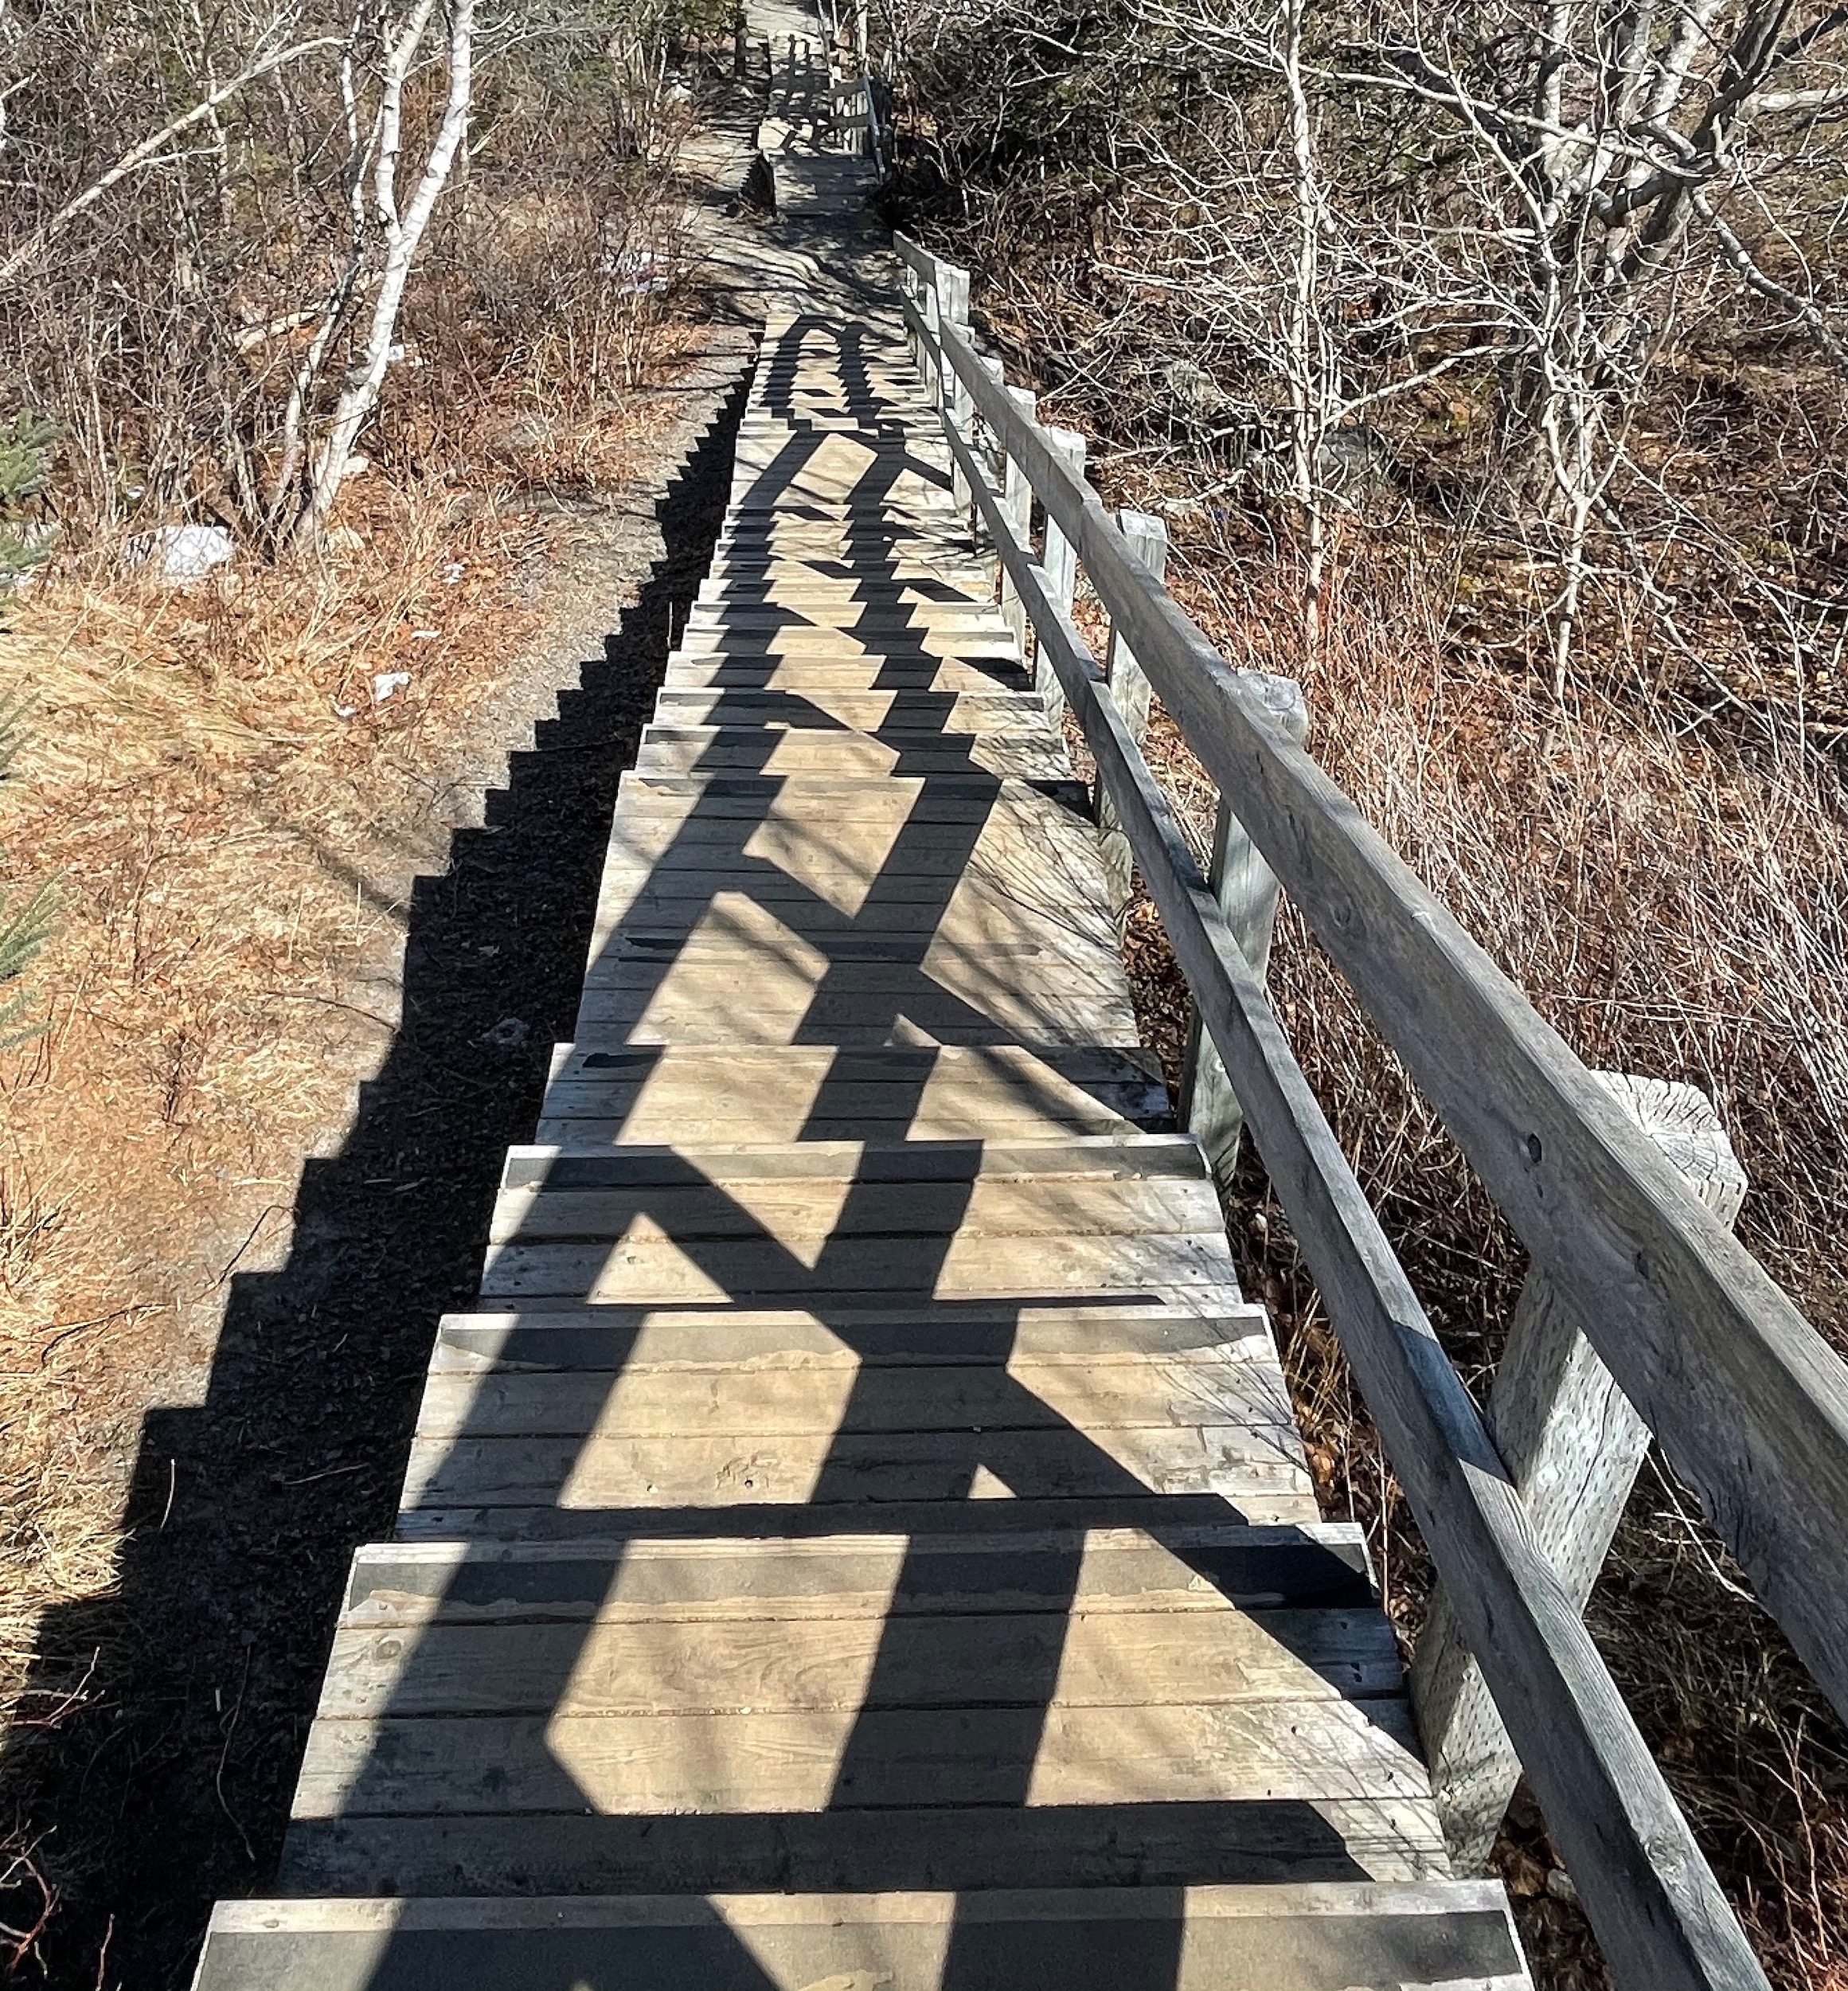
[0,314,756,1986]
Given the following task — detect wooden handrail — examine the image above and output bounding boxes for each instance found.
[891,233,1848,1739]
[884,226,1846,1991]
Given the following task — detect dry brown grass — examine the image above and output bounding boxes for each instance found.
[1106,525,1848,1986]
[0,280,705,1756]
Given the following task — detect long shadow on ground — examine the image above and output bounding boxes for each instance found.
[0,367,751,1991]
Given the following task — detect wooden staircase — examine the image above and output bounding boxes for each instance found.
[188,146,1533,1991]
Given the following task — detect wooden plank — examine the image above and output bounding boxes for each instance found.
[588,875,1120,949]
[341,1523,1376,1618]
[292,1696,1425,1817]
[428,1302,1268,1371]
[543,1040,1162,1086]
[600,793,1094,862]
[400,1428,1314,1513]
[633,728,1068,780]
[533,1070,1165,1144]
[315,1608,1400,1719]
[686,604,1009,632]
[475,1230,1241,1303]
[663,657,1032,691]
[673,628,1021,660]
[579,933,1132,993]
[609,773,1078,816]
[696,579,995,604]
[598,800,1100,863]
[652,689,1041,729]
[199,1883,1526,1991]
[570,994,1138,1050]
[939,309,1848,1758]
[485,1175,1223,1246]
[498,1134,1209,1185]
[932,373,1767,1986]
[271,1814,1459,1902]
[411,1358,1298,1439]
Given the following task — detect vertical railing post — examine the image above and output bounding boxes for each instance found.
[1179,671,1307,1187]
[919,267,942,409]
[998,385,1037,659]
[934,265,972,516]
[974,356,1007,581]
[1040,426,1086,720]
[1411,1072,1748,1874]
[1098,509,1166,910]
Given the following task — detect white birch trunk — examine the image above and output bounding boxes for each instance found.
[294,0,474,547]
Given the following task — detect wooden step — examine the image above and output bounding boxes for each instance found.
[572,964,1141,1050]
[279,1797,1452,1895]
[588,868,1119,952]
[695,577,995,604]
[671,627,1022,661]
[609,773,1087,816]
[633,726,1065,780]
[662,655,1030,692]
[201,1882,1529,1988]
[650,687,1045,730]
[685,602,1010,632]
[293,1692,1424,1821]
[533,1042,1169,1144]
[338,1518,1374,1614]
[427,1299,1272,1371]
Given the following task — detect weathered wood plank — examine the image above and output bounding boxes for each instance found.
[412,1358,1298,1439]
[316,1607,1400,1719]
[340,1523,1375,1619]
[476,1229,1240,1303]
[485,1175,1224,1246]
[428,1301,1268,1371]
[533,1042,1170,1144]
[277,1797,1449,1896]
[633,726,1068,780]
[292,1696,1427,1817]
[399,1425,1315,1512]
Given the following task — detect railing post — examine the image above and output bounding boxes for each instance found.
[1178,671,1307,1187]
[996,385,1037,658]
[1411,1072,1748,1874]
[972,356,1006,581]
[1040,426,1086,719]
[1098,509,1167,911]
[918,269,942,409]
[934,265,972,514]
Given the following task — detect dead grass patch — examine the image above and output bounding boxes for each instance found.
[1112,530,1848,1986]
[0,310,704,1758]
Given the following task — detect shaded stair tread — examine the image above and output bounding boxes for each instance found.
[338,1521,1377,1617]
[278,1798,1455,1895]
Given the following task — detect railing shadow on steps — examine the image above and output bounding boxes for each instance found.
[892,226,1848,1991]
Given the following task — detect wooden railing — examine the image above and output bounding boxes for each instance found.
[815,0,884,173]
[893,227,1848,1991]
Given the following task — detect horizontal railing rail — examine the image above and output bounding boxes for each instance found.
[889,225,1848,1991]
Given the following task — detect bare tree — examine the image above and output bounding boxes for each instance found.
[288,0,478,545]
